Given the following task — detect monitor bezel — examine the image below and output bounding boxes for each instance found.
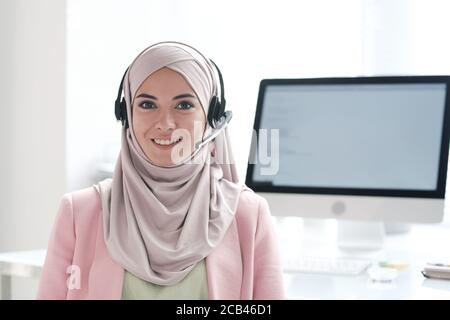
[245,75,450,199]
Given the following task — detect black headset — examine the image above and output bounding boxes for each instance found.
[114,44,227,131]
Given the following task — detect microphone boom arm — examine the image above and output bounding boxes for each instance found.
[195,111,233,150]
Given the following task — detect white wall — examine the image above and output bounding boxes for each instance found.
[0,0,66,298]
[362,0,450,75]
[362,0,413,74]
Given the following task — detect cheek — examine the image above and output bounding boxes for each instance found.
[133,112,154,134]
[188,117,206,141]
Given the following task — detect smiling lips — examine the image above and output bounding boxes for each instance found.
[151,136,183,146]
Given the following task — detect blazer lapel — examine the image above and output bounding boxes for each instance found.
[206,219,243,299]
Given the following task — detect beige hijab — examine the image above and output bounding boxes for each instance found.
[94,42,243,286]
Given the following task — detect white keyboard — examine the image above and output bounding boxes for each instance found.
[283,256,372,276]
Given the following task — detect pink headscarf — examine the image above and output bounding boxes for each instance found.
[94,41,243,285]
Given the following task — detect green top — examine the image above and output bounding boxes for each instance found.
[121,259,209,300]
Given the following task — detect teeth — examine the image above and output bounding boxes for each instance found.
[153,137,182,146]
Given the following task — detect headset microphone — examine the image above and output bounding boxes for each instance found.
[195,110,232,151]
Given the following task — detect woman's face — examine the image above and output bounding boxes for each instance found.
[132,67,207,167]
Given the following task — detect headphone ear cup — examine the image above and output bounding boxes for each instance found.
[120,98,128,129]
[115,99,122,121]
[217,98,225,120]
[208,96,220,128]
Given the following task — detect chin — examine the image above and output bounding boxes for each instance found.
[148,158,172,167]
[144,146,195,167]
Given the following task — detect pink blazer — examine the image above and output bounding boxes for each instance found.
[36,185,285,300]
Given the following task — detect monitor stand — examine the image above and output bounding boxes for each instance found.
[337,220,412,251]
[337,220,385,250]
[384,222,411,234]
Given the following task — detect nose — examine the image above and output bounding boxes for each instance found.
[155,110,176,131]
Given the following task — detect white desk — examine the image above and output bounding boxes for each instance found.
[0,220,449,299]
[0,250,45,299]
[275,217,450,299]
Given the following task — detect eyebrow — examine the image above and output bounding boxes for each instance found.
[135,93,197,100]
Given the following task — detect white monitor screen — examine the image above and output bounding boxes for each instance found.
[252,82,447,192]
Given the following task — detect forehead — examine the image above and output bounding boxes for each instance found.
[135,67,195,95]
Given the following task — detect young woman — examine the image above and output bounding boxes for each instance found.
[37,41,285,300]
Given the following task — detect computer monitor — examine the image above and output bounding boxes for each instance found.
[246,76,450,249]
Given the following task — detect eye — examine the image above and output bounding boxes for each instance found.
[175,101,194,110]
[138,101,156,109]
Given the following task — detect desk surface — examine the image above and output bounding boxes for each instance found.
[275,217,450,299]
[0,249,45,278]
[1,219,450,299]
